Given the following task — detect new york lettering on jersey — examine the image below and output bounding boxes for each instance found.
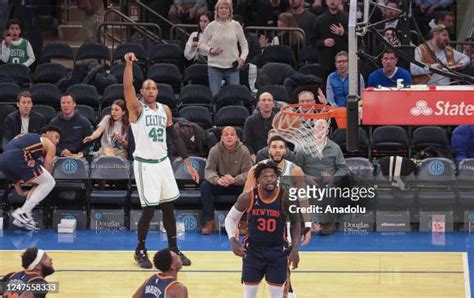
[246,186,286,246]
[142,274,177,298]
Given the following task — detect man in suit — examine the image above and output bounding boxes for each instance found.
[3,91,46,148]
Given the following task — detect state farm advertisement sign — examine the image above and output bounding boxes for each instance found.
[362,88,474,125]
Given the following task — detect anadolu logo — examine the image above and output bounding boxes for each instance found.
[410,100,474,117]
[61,158,78,175]
[428,160,445,176]
[410,100,433,116]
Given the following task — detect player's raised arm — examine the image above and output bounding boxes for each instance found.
[123,52,142,123]
[163,105,200,183]
[285,191,301,269]
[225,191,251,257]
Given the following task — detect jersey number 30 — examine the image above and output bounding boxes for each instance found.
[148,127,164,142]
[257,218,277,232]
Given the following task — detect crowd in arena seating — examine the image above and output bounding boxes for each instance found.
[0,0,472,233]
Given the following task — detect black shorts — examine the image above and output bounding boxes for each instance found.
[242,243,288,286]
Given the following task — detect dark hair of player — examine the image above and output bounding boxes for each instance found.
[253,161,281,180]
[41,125,62,137]
[21,247,39,269]
[153,249,173,272]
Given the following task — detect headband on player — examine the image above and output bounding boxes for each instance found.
[27,249,45,270]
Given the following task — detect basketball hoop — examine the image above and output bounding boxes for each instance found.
[272,103,346,159]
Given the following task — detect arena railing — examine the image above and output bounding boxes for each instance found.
[98,21,162,54]
[170,24,197,41]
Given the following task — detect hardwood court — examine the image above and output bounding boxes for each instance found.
[0,251,469,297]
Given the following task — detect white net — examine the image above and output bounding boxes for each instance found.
[272,104,332,159]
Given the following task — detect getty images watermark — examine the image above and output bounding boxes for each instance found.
[288,185,376,214]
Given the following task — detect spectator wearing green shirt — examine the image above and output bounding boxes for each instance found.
[1,18,35,67]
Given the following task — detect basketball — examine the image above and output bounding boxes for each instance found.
[272,111,302,130]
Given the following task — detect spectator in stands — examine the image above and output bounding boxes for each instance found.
[411,25,470,85]
[1,18,35,67]
[243,92,275,163]
[198,0,248,96]
[463,37,474,66]
[428,11,455,40]
[233,14,261,65]
[259,12,304,58]
[168,0,208,24]
[310,0,348,79]
[256,128,297,162]
[311,0,328,16]
[288,0,316,43]
[200,126,252,234]
[414,0,453,36]
[324,51,365,107]
[377,0,401,30]
[83,99,129,159]
[367,49,412,88]
[78,0,104,43]
[2,91,46,148]
[373,27,400,58]
[295,118,349,234]
[451,125,474,162]
[251,0,289,27]
[184,11,213,64]
[50,93,93,158]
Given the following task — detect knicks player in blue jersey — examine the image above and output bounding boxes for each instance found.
[1,247,55,298]
[225,162,301,298]
[124,53,199,268]
[133,248,188,298]
[0,125,61,231]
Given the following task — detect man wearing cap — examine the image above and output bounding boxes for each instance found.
[133,248,188,298]
[1,247,55,298]
[411,24,470,85]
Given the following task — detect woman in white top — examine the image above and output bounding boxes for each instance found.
[83,99,129,159]
[184,11,213,64]
[198,0,249,96]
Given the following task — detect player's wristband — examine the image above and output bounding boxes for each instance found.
[305,222,312,228]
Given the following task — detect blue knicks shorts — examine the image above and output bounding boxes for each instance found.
[242,243,288,286]
[0,153,42,183]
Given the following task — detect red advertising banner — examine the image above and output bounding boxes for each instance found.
[362,86,474,125]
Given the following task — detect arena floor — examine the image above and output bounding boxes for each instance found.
[0,231,471,297]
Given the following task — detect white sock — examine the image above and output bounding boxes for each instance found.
[287,292,296,298]
[244,284,259,298]
[21,168,55,214]
[269,284,285,298]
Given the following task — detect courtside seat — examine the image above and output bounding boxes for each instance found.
[89,156,130,206]
[178,106,213,130]
[415,158,456,210]
[102,84,124,108]
[183,64,209,86]
[29,83,61,108]
[172,157,206,206]
[0,64,31,87]
[332,128,369,157]
[411,126,450,156]
[67,84,100,110]
[0,83,21,105]
[371,126,410,158]
[31,105,57,123]
[51,157,90,207]
[214,106,249,129]
[178,85,214,112]
[215,85,253,111]
[457,158,474,208]
[345,157,374,181]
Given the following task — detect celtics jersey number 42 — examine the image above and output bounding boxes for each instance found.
[131,103,168,160]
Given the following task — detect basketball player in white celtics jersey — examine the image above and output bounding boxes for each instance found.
[124,53,200,269]
[244,135,313,298]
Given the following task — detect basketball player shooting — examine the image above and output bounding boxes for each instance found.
[225,162,300,298]
[124,53,199,268]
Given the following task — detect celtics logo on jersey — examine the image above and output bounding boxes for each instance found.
[145,114,167,143]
